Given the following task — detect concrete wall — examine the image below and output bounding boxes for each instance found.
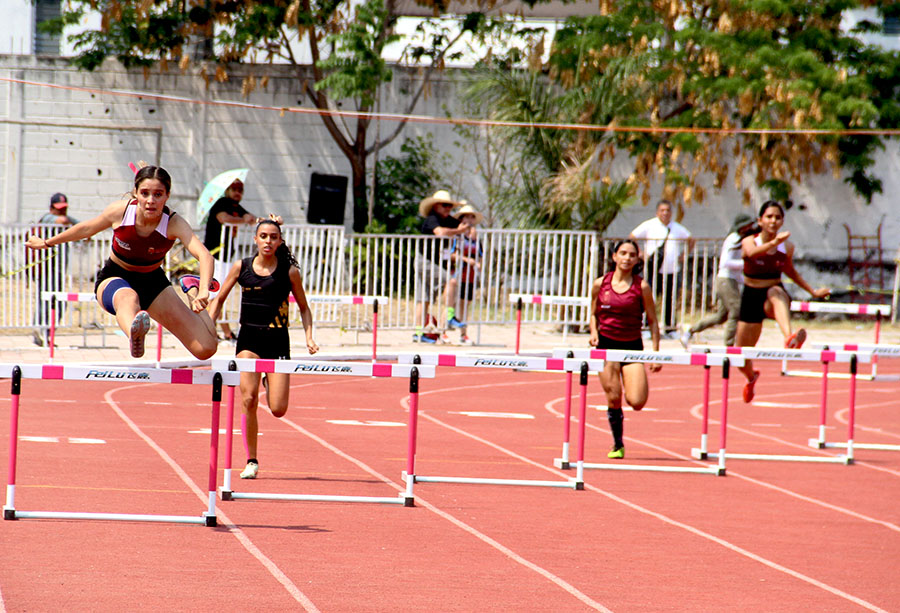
[1,55,898,274]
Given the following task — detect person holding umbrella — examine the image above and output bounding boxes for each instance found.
[201,171,262,341]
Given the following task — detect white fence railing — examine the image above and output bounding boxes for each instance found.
[3,224,896,338]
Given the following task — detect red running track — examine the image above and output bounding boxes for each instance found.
[1,360,899,611]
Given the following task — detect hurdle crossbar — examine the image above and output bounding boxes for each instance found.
[689,346,867,464]
[290,294,387,361]
[211,358,434,506]
[3,363,238,526]
[784,301,891,380]
[551,349,738,476]
[396,352,588,489]
[509,294,589,354]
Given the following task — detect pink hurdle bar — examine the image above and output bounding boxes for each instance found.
[3,368,21,519]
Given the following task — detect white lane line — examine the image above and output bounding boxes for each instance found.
[19,436,59,443]
[451,411,535,419]
[326,419,405,427]
[105,385,319,612]
[68,438,105,444]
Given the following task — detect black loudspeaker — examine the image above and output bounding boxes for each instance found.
[306,173,348,225]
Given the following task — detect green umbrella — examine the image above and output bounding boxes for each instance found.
[197,168,249,224]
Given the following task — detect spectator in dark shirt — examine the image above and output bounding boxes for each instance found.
[31,193,79,346]
[413,190,470,343]
[203,179,260,341]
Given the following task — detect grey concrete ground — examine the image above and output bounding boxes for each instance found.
[0,318,894,365]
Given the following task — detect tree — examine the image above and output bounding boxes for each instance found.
[547,0,899,208]
[42,0,477,231]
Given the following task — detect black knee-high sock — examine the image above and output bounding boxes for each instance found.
[607,408,624,449]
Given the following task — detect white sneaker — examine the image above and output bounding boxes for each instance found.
[129,311,151,358]
[679,329,692,348]
[240,461,259,479]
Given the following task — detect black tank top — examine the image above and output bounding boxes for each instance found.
[238,256,292,329]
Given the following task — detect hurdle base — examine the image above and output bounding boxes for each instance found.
[697,450,851,465]
[3,506,15,520]
[220,488,234,501]
[203,512,217,527]
[553,458,572,469]
[577,460,723,475]
[223,491,410,505]
[403,496,415,507]
[690,449,710,460]
[410,474,581,489]
[808,439,900,451]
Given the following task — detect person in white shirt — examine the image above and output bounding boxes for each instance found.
[680,213,757,347]
[629,200,695,334]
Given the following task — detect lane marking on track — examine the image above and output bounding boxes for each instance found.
[348,407,381,412]
[145,401,172,406]
[19,436,59,443]
[451,411,534,419]
[188,428,263,436]
[412,384,891,612]
[23,483,189,494]
[749,423,783,428]
[275,411,611,612]
[752,401,818,409]
[45,399,76,403]
[325,419,405,427]
[68,437,106,444]
[653,419,685,424]
[105,384,320,612]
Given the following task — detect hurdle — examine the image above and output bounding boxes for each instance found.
[2,363,239,526]
[803,342,900,451]
[782,301,891,380]
[550,348,742,476]
[211,357,435,507]
[289,294,387,360]
[396,352,596,489]
[690,346,870,464]
[508,294,589,354]
[43,292,166,364]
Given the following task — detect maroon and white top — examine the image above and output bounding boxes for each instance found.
[594,272,644,342]
[743,234,788,280]
[111,201,177,267]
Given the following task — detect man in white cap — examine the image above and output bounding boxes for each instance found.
[414,190,471,342]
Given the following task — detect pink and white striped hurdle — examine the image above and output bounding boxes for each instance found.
[210,357,434,506]
[397,352,593,489]
[508,294,589,354]
[552,348,744,476]
[690,345,871,464]
[41,292,166,364]
[288,294,387,361]
[2,363,239,526]
[785,301,891,380]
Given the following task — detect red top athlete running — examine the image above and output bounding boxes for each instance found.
[735,201,830,402]
[589,239,661,459]
[25,166,219,359]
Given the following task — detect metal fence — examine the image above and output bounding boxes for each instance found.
[11,223,887,341]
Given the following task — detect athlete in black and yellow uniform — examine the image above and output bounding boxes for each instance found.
[209,217,319,479]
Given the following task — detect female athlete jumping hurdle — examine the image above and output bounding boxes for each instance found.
[25,166,218,359]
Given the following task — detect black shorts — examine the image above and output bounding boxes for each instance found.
[739,284,783,324]
[94,259,172,313]
[236,326,291,360]
[596,333,643,364]
[458,282,476,301]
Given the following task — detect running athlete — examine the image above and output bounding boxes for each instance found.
[736,201,831,402]
[209,218,319,479]
[589,239,661,459]
[25,166,218,359]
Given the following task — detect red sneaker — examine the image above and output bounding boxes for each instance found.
[785,328,807,349]
[743,370,760,403]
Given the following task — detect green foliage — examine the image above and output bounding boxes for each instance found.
[372,135,448,234]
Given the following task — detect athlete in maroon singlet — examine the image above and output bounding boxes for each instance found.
[589,239,661,459]
[25,166,218,359]
[735,201,831,402]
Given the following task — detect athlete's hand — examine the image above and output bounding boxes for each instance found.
[649,363,662,373]
[812,287,831,299]
[774,231,790,244]
[25,235,48,250]
[191,290,209,312]
[589,333,598,347]
[306,338,319,355]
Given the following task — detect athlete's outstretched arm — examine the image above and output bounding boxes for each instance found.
[25,199,125,250]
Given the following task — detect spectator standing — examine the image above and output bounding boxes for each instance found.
[414,190,470,343]
[31,193,79,346]
[449,202,484,345]
[629,199,694,336]
[680,213,756,347]
[203,179,260,342]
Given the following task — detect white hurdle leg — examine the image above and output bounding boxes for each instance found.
[3,367,22,520]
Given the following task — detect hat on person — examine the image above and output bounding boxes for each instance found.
[453,201,484,225]
[418,190,460,217]
[50,193,68,210]
[730,212,755,234]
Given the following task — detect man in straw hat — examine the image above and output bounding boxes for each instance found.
[448,201,484,345]
[680,212,757,347]
[414,190,471,343]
